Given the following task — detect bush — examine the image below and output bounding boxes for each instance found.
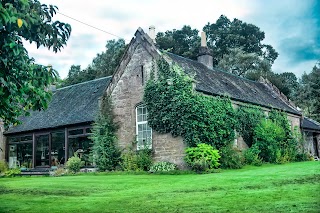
[66,154,84,173]
[243,145,262,166]
[4,168,21,177]
[120,148,153,171]
[50,168,68,177]
[90,96,121,171]
[185,143,220,173]
[149,161,177,172]
[253,119,286,163]
[0,160,8,173]
[219,145,244,169]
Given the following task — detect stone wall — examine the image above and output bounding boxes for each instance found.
[0,120,5,161]
[109,42,185,168]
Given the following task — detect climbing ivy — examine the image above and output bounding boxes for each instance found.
[235,106,265,147]
[144,58,236,149]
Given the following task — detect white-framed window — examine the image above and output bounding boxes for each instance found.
[136,104,152,150]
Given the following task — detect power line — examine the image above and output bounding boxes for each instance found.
[56,11,124,40]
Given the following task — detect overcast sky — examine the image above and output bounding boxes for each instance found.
[24,0,320,79]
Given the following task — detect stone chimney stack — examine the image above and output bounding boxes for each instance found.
[197,31,213,69]
[149,25,156,43]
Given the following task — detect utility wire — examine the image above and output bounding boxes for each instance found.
[56,11,124,40]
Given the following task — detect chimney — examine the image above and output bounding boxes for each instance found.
[148,25,156,43]
[197,31,213,69]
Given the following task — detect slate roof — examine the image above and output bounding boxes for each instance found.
[166,53,301,115]
[5,77,111,134]
[301,117,320,132]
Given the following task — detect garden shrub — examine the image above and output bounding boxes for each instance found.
[253,119,286,163]
[4,168,21,177]
[219,145,244,169]
[90,95,121,171]
[66,154,84,173]
[149,161,177,172]
[243,145,262,166]
[120,147,153,171]
[0,160,8,173]
[185,143,220,172]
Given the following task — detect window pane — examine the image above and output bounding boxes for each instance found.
[51,131,65,166]
[136,104,152,150]
[69,129,83,135]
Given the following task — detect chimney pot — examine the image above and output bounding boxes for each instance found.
[201,31,207,47]
[149,25,156,43]
[197,32,213,69]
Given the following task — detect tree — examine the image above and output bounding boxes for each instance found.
[295,62,320,122]
[0,0,71,125]
[92,39,126,78]
[203,15,278,66]
[62,39,126,86]
[217,48,271,77]
[156,25,200,60]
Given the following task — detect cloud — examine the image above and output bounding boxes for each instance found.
[27,0,318,78]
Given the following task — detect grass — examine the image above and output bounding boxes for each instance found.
[0,161,319,213]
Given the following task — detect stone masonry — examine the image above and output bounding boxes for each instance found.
[107,31,186,168]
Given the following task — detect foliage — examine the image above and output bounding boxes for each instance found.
[294,62,320,122]
[0,0,71,125]
[253,119,286,163]
[144,58,236,149]
[90,95,121,171]
[236,106,264,147]
[62,39,126,87]
[149,161,177,173]
[243,145,263,166]
[66,154,84,173]
[219,145,244,169]
[203,15,278,66]
[0,160,8,173]
[50,167,68,177]
[4,168,21,177]
[156,25,200,60]
[217,48,271,77]
[185,143,220,172]
[120,147,153,172]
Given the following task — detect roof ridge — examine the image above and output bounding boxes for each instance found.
[57,76,112,91]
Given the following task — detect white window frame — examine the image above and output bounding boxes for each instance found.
[136,104,152,150]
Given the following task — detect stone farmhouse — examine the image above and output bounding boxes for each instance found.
[0,27,319,169]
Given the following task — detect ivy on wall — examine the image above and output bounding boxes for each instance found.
[144,57,236,149]
[236,106,264,147]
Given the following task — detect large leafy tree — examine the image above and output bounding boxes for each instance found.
[203,15,278,66]
[62,39,126,87]
[217,47,271,77]
[295,62,320,122]
[0,0,71,125]
[156,25,200,60]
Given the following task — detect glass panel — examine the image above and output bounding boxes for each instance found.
[21,135,32,142]
[68,137,93,167]
[136,104,152,150]
[8,143,33,168]
[35,135,50,167]
[51,132,65,166]
[68,129,83,135]
[8,137,19,143]
[85,128,91,134]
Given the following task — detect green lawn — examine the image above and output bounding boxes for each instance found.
[0,161,319,213]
